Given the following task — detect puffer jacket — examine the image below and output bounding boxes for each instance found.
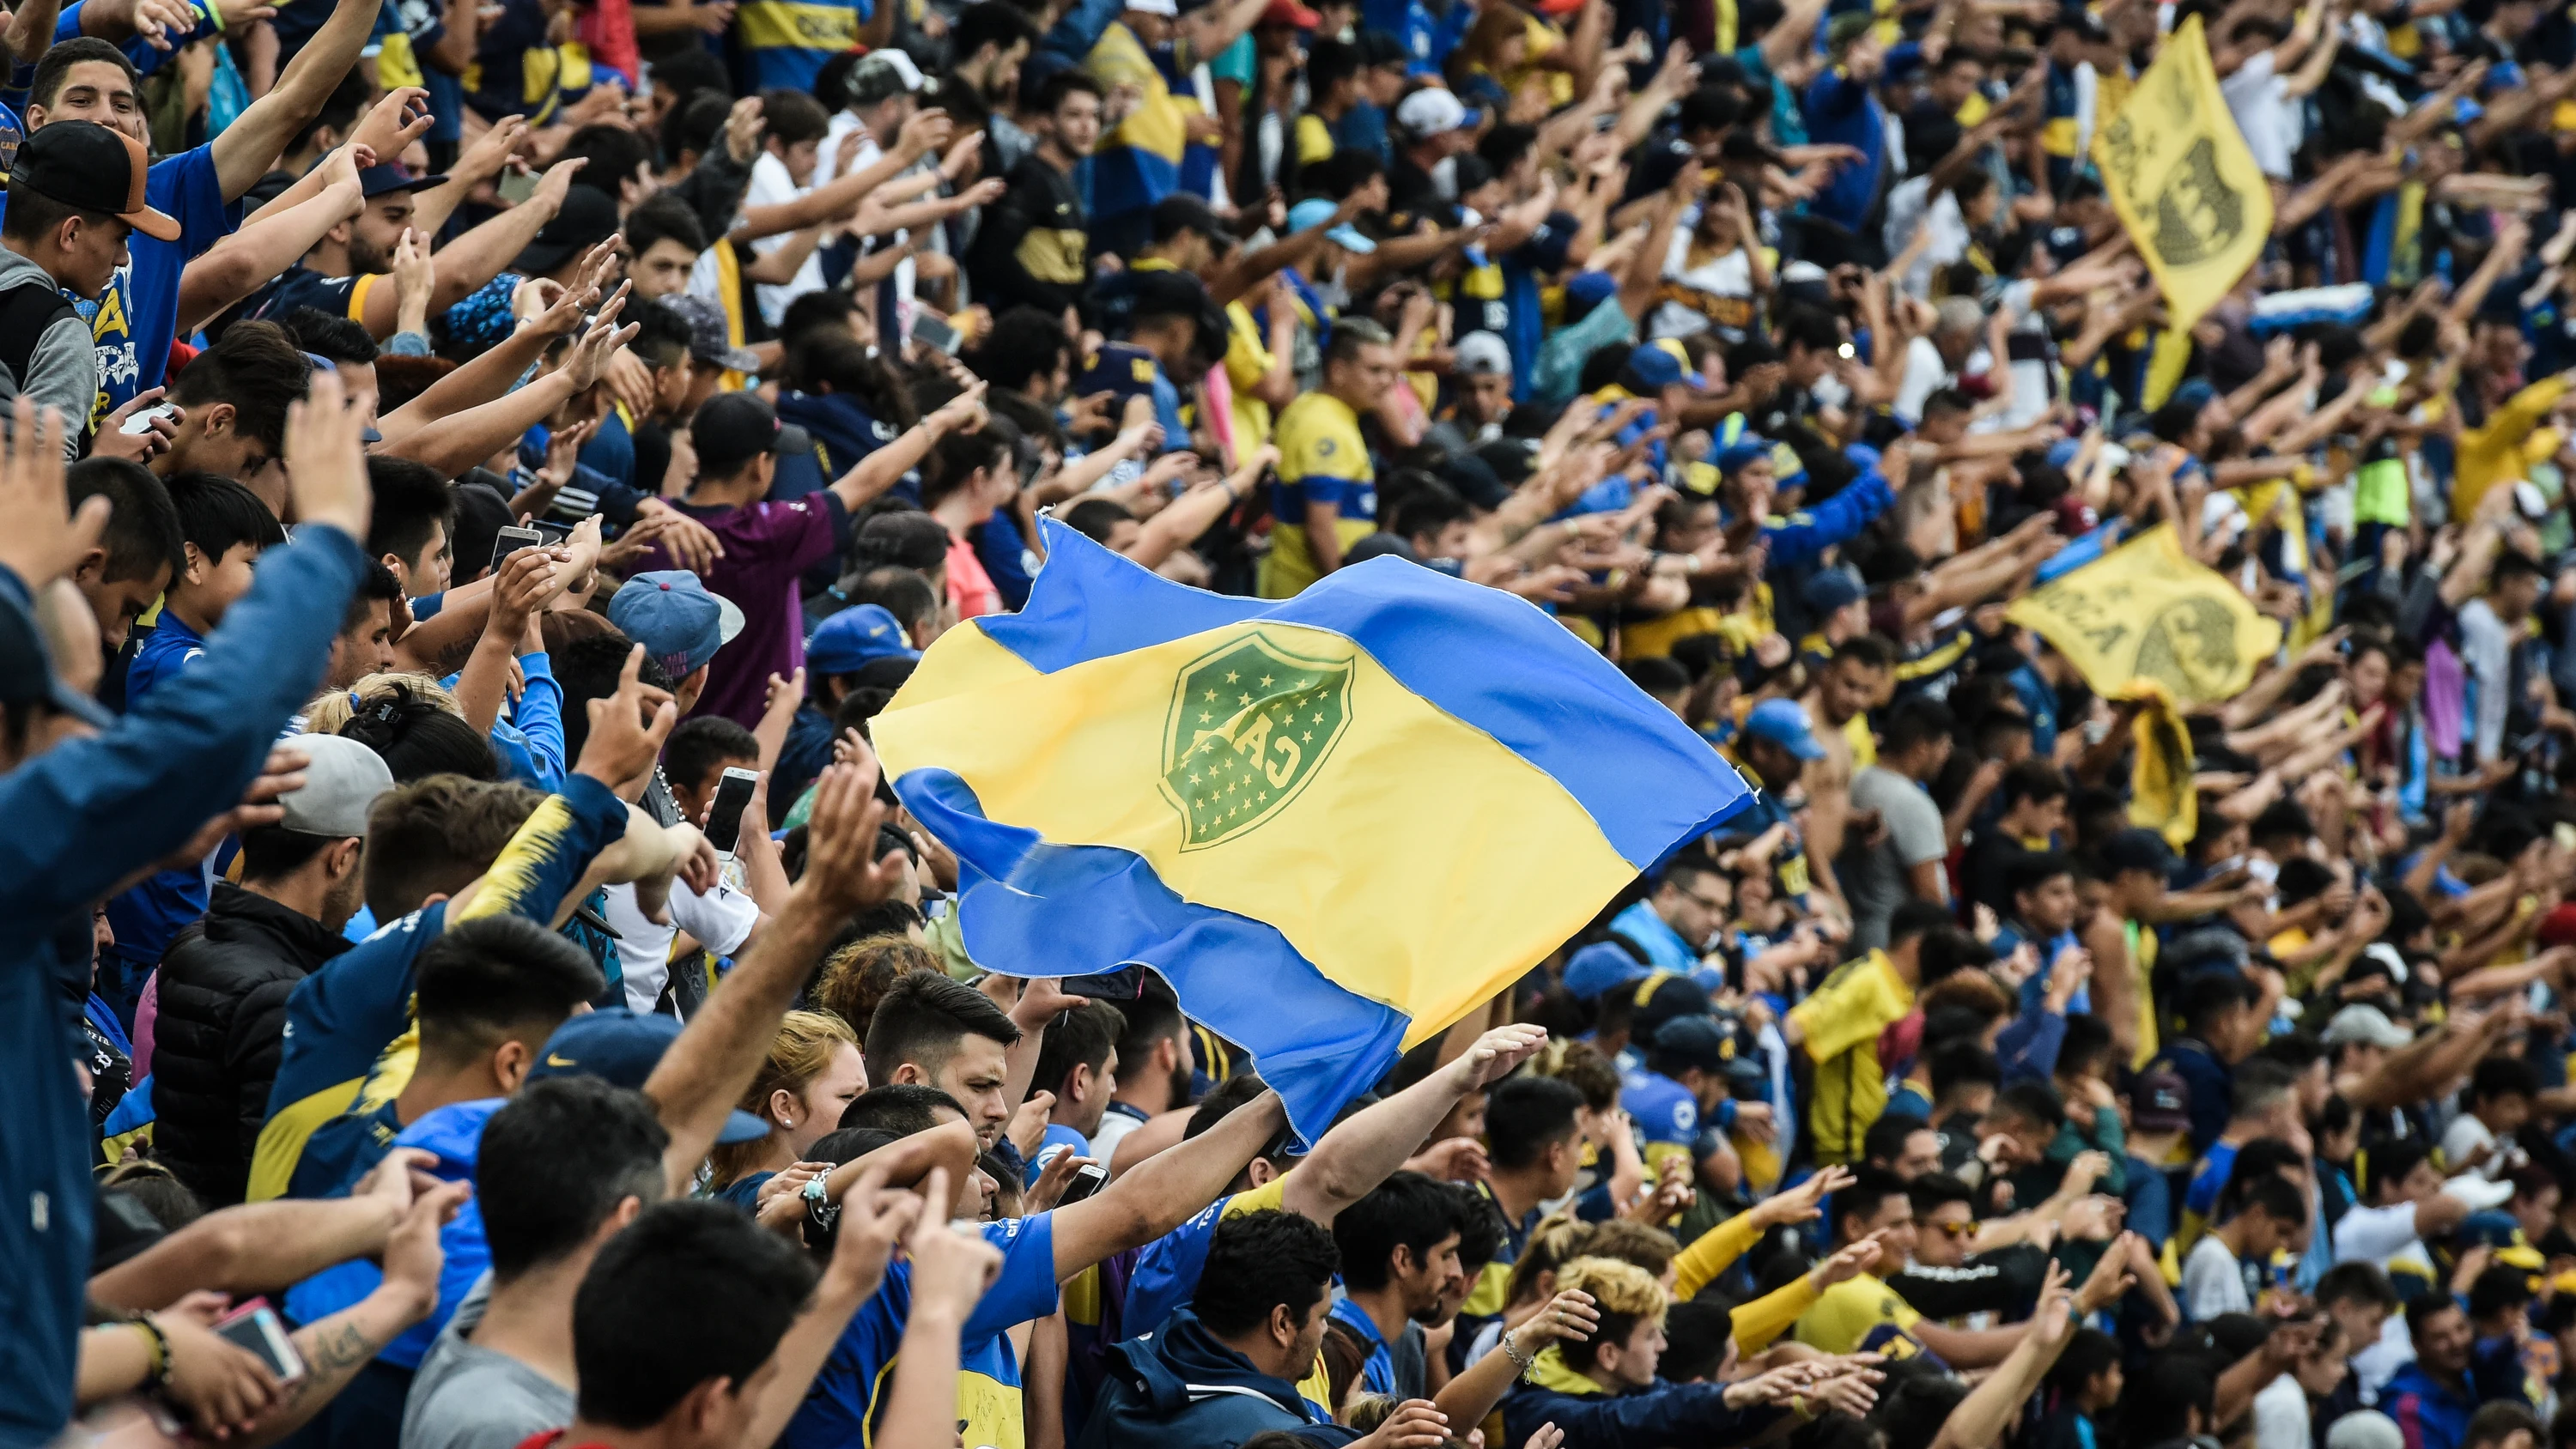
[153,883,351,1206]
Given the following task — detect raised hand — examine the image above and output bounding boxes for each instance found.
[905,1168,1005,1315]
[1357,1401,1450,1449]
[1515,1288,1600,1347]
[794,743,911,916]
[826,1165,925,1303]
[574,645,679,787]
[1452,1023,1551,1089]
[286,368,374,540]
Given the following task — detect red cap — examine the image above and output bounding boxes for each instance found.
[2540,903,2576,949]
[1261,0,1322,26]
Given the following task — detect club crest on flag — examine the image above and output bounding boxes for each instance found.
[1160,630,1353,849]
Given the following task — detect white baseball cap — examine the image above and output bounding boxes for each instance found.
[1455,330,1511,377]
[1395,87,1479,137]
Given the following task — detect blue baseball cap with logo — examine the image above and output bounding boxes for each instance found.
[529,1010,774,1143]
[807,603,921,676]
[608,571,744,682]
[1564,941,1652,1000]
[1625,340,1707,391]
[1743,697,1827,761]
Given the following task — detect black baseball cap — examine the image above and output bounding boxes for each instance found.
[358,161,449,199]
[11,122,178,242]
[1150,192,1226,244]
[513,185,618,276]
[692,391,812,477]
[0,587,112,729]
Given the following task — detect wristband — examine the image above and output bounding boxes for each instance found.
[129,1316,172,1389]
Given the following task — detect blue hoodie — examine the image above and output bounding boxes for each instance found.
[1502,1353,1789,1449]
[1077,1308,1363,1449]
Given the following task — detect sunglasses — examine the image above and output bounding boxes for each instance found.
[1922,1220,1977,1239]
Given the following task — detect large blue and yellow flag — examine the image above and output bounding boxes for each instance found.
[873,518,1753,1139]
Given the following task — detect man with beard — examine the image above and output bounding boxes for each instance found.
[1321,1172,1466,1406]
[965,71,1105,323]
[933,3,1045,175]
[245,157,587,343]
[1092,973,1194,1161]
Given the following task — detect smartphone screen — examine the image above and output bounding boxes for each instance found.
[1057,1164,1109,1205]
[491,524,543,571]
[705,767,758,855]
[215,1304,306,1385]
[913,313,962,356]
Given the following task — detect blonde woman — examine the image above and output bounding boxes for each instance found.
[708,1010,868,1212]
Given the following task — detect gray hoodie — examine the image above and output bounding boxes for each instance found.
[0,243,94,459]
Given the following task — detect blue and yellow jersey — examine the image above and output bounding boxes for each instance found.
[1786,949,1914,1166]
[1259,392,1377,598]
[245,774,631,1202]
[1126,1175,1288,1340]
[462,0,592,124]
[1084,21,1210,219]
[734,0,871,91]
[783,1212,1061,1449]
[1075,341,1187,452]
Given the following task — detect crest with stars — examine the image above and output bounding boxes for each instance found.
[1158,631,1355,851]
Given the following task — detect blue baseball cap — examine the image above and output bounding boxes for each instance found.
[1286,197,1376,255]
[1742,697,1827,761]
[1801,568,1866,615]
[808,603,920,676]
[1565,942,1652,1000]
[1714,437,1772,476]
[2171,378,2217,413]
[608,571,743,682]
[1564,270,1619,311]
[1625,341,1707,391]
[530,1011,775,1143]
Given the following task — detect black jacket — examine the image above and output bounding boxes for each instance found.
[152,883,350,1206]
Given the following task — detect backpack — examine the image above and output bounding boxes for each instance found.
[0,277,78,398]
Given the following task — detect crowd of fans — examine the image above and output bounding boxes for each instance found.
[15,0,2576,1445]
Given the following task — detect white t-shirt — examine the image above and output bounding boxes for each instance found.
[812,117,923,336]
[746,151,831,327]
[1087,1105,1149,1164]
[2220,50,2295,179]
[603,877,762,1016]
[2439,1113,2521,1179]
[1895,334,1954,424]
[2184,1234,2255,1320]
[1881,175,1970,300]
[2254,1373,2311,1449]
[1648,228,1758,344]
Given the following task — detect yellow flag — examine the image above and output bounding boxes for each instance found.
[2006,524,2282,704]
[2089,15,2275,332]
[2116,678,2198,849]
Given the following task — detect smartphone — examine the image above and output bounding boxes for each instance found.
[497,167,540,205]
[912,312,963,356]
[705,766,759,855]
[119,402,179,435]
[1057,1163,1109,1206]
[531,518,574,549]
[214,1301,306,1385]
[491,524,543,571]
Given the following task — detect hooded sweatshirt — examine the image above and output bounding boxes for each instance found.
[1077,1307,1363,1449]
[0,244,94,458]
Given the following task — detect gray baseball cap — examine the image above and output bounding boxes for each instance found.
[663,293,763,373]
[1455,330,1511,377]
[279,734,397,839]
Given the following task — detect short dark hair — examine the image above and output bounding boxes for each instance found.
[1659,1299,1733,1381]
[1832,1165,1911,1240]
[551,635,673,763]
[172,321,310,453]
[365,457,457,573]
[1998,759,2069,810]
[2181,972,2257,1031]
[1484,1075,1584,1170]
[1929,1040,2000,1100]
[561,123,653,196]
[781,289,862,352]
[361,775,547,919]
[1192,1209,1340,1337]
[1906,1171,1975,1217]
[761,88,831,145]
[29,36,139,110]
[1991,1080,2066,1133]
[2008,851,2076,900]
[665,92,732,163]
[1111,973,1186,1087]
[848,565,941,633]
[861,972,1024,1084]
[1334,1171,1463,1293]
[1,189,112,254]
[68,458,182,585]
[953,0,1040,57]
[2471,1053,2541,1106]
[1307,37,1364,92]
[573,1201,817,1428]
[237,824,340,879]
[479,1076,669,1279]
[165,470,285,559]
[624,191,708,260]
[2239,1173,2309,1228]
[1036,70,1103,116]
[1880,696,1953,755]
[1031,998,1124,1100]
[629,298,694,373]
[2314,1261,2400,1311]
[1862,1110,1931,1167]
[1889,899,1958,950]
[342,560,403,636]
[1388,485,1471,544]
[839,1082,968,1134]
[415,914,606,1074]
[663,716,759,797]
[280,307,380,367]
[854,510,951,573]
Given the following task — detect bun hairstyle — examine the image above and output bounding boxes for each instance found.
[332,677,500,782]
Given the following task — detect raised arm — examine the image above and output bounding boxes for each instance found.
[179,176,362,333]
[357,160,587,338]
[1049,1086,1292,1276]
[1280,1024,1549,1224]
[829,381,989,512]
[211,0,380,200]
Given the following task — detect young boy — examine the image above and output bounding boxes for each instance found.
[101,472,286,1012]
[127,473,284,705]
[2183,1174,2307,1320]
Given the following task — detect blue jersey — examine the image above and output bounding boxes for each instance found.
[783,1212,1060,1449]
[732,0,872,92]
[103,609,213,986]
[282,1099,496,1369]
